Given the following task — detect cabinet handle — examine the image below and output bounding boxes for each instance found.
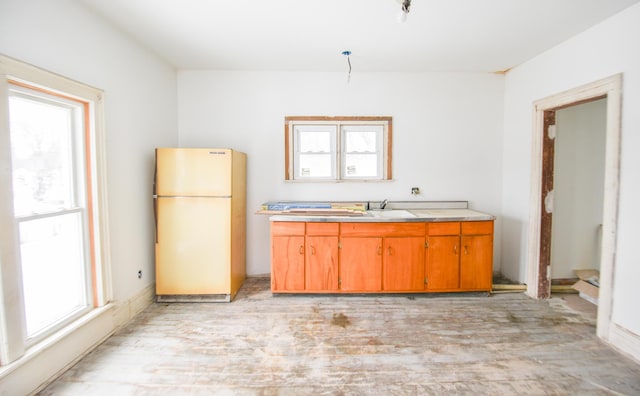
[311,246,316,255]
[464,245,468,255]
[388,246,392,256]
[377,245,382,255]
[454,244,458,255]
[299,245,304,255]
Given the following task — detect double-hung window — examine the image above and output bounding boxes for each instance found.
[0,55,108,364]
[285,116,392,181]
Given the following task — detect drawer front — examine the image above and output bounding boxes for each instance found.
[271,222,305,236]
[340,222,425,237]
[461,221,493,235]
[428,222,461,236]
[306,222,339,235]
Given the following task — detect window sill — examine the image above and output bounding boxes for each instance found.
[284,179,395,183]
[0,304,115,386]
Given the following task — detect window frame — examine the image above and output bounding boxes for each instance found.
[8,83,94,345]
[285,116,392,181]
[0,54,111,365]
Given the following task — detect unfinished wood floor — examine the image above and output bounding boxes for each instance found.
[40,277,640,395]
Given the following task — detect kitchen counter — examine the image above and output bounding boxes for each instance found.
[269,208,495,223]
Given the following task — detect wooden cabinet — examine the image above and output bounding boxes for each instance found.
[270,222,305,291]
[460,221,493,291]
[426,221,493,292]
[339,236,382,291]
[305,223,339,291]
[383,237,426,291]
[270,219,492,294]
[339,223,425,292]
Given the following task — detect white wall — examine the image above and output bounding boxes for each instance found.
[178,71,505,276]
[0,0,178,302]
[551,99,606,279]
[502,3,640,344]
[0,0,177,392]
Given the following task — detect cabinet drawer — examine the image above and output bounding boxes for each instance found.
[306,222,339,236]
[428,222,460,235]
[340,222,425,237]
[271,222,305,236]
[461,221,493,235]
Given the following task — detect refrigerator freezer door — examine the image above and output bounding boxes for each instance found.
[156,197,231,295]
[156,148,232,197]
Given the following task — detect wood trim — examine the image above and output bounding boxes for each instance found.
[386,119,393,180]
[285,116,392,122]
[283,116,393,181]
[284,120,291,180]
[527,73,622,343]
[538,110,556,299]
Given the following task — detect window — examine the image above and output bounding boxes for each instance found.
[9,84,92,341]
[0,55,109,364]
[285,116,392,181]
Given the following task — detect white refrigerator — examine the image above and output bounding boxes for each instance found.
[154,148,246,302]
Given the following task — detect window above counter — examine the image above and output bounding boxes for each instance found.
[284,116,392,182]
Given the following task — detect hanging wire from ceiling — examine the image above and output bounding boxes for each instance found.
[341,50,352,83]
[398,0,411,23]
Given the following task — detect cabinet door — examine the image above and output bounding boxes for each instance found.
[460,235,493,290]
[271,236,305,291]
[383,237,426,291]
[426,235,460,291]
[339,237,382,291]
[305,236,339,291]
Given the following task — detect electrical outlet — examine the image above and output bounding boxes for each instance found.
[411,187,420,195]
[137,270,142,279]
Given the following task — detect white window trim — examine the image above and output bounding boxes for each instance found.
[0,54,112,365]
[285,116,392,182]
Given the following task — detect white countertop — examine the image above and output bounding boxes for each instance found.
[270,208,495,223]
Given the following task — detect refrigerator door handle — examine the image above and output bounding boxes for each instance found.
[153,195,158,243]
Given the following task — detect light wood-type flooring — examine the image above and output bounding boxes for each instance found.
[40,277,640,395]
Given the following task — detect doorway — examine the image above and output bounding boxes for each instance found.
[526,74,622,340]
[551,99,607,282]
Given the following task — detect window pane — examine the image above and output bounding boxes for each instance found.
[345,154,379,177]
[298,130,331,153]
[345,131,377,153]
[8,85,91,342]
[299,154,333,177]
[19,213,87,336]
[9,96,74,217]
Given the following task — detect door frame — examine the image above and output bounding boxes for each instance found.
[526,74,622,340]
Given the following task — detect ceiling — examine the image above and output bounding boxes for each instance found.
[79,0,639,73]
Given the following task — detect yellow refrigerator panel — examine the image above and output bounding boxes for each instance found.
[155,197,231,296]
[155,148,232,197]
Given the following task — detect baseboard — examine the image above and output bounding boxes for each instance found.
[111,282,156,329]
[0,283,156,395]
[609,323,640,363]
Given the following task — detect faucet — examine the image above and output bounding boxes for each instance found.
[380,199,388,209]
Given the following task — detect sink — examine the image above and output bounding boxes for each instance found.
[368,209,416,218]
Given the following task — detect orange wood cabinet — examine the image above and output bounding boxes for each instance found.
[270,222,305,291]
[426,222,461,291]
[460,221,494,291]
[270,220,492,294]
[426,221,493,292]
[305,223,339,291]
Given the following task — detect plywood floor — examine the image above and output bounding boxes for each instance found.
[40,278,640,395]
